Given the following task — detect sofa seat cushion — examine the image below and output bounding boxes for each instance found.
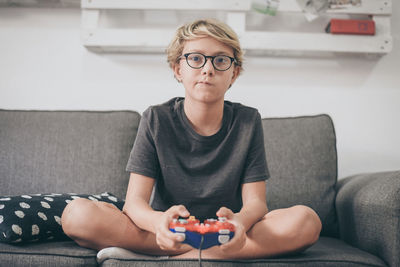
[99,237,386,267]
[0,241,97,266]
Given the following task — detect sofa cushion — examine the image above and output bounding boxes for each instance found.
[99,237,386,267]
[0,110,141,199]
[0,241,97,267]
[262,115,338,237]
[0,192,124,244]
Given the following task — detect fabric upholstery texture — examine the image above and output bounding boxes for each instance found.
[100,237,386,267]
[336,171,400,267]
[0,241,97,266]
[262,115,338,237]
[0,110,141,199]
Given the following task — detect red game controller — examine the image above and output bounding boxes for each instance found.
[169,216,235,249]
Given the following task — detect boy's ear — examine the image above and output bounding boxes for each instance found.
[230,65,241,84]
[227,66,241,90]
[173,63,182,82]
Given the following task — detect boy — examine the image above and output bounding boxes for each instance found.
[61,19,321,260]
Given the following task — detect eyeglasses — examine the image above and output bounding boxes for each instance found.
[181,53,237,71]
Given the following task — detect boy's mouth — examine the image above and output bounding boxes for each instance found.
[197,80,213,86]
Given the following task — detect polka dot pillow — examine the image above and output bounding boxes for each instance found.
[0,192,124,244]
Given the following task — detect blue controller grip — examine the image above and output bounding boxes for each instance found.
[170,228,234,249]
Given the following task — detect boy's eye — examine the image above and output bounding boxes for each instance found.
[215,57,227,63]
[187,54,204,62]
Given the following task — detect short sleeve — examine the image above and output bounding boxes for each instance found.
[242,112,269,183]
[126,108,160,179]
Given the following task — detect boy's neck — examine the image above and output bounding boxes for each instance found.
[183,98,224,137]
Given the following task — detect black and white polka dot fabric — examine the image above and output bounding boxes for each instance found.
[0,192,124,244]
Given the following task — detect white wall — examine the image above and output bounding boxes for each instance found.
[0,6,399,178]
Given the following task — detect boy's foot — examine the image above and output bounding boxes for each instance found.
[97,247,169,264]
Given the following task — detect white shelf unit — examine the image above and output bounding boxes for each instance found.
[81,0,392,54]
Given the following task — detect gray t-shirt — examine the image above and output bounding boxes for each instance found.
[126,97,269,220]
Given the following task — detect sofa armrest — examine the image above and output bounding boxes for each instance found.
[336,170,400,267]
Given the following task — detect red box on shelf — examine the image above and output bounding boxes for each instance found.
[326,19,375,35]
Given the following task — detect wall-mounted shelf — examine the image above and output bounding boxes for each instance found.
[81,0,392,55]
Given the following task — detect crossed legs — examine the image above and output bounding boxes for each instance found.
[61,199,321,259]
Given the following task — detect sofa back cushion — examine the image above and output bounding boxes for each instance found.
[0,110,140,199]
[262,115,338,237]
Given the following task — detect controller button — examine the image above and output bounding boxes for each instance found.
[178,219,188,224]
[218,217,227,222]
[219,229,230,234]
[175,227,186,232]
[218,235,230,244]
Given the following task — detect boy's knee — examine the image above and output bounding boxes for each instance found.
[61,198,97,238]
[291,205,322,244]
[269,205,321,247]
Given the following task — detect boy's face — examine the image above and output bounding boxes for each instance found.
[173,36,240,105]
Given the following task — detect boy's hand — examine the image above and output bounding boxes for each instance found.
[216,207,246,252]
[155,205,190,251]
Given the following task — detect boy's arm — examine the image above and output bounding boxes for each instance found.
[123,172,161,234]
[217,180,267,252]
[236,180,268,232]
[123,172,189,250]
[217,180,268,231]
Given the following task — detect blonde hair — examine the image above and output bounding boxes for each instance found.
[166,19,243,71]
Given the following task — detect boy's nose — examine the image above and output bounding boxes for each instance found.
[201,58,215,76]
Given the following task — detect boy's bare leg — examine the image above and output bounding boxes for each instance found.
[172,205,322,259]
[61,198,191,256]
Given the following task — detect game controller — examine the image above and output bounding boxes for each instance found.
[169,216,235,249]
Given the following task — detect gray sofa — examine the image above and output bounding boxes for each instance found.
[0,109,399,267]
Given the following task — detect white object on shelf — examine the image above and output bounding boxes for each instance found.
[81,0,392,55]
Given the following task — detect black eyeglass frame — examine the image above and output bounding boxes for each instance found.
[181,52,237,71]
